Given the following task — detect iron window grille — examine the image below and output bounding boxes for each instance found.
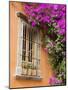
[15,15,42,80]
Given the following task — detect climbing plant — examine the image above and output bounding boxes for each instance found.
[24,3,66,85]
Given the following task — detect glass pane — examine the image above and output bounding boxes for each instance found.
[22,24,26,61]
[28,31,32,62]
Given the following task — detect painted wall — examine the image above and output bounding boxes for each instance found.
[10,1,53,88]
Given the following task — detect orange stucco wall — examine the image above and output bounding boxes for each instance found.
[10,1,53,88]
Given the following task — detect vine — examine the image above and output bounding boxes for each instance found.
[24,3,66,85]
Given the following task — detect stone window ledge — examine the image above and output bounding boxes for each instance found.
[15,74,42,80]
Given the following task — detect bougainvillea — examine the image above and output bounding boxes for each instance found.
[24,3,66,85]
[49,76,62,85]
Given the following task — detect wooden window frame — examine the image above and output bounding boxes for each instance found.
[15,12,42,80]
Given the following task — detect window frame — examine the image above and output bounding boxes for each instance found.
[15,13,42,80]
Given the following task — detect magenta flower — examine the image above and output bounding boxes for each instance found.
[31,21,36,27]
[61,37,66,42]
[44,48,48,53]
[24,3,66,32]
[58,19,65,28]
[36,15,42,20]
[35,4,46,12]
[53,5,58,10]
[48,42,54,47]
[31,13,35,17]
[58,29,65,35]
[24,3,66,85]
[49,76,62,85]
[39,16,50,23]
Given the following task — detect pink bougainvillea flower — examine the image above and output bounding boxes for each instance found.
[54,5,58,10]
[31,21,36,27]
[44,48,48,53]
[49,76,62,85]
[61,37,66,42]
[24,3,66,85]
[47,42,54,47]
[58,29,65,35]
[35,3,46,12]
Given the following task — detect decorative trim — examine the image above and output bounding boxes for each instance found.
[16,12,28,23]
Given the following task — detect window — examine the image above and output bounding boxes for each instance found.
[15,17,42,80]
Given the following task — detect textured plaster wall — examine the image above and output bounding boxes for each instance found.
[10,1,53,88]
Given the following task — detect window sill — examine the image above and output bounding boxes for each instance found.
[15,74,42,80]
